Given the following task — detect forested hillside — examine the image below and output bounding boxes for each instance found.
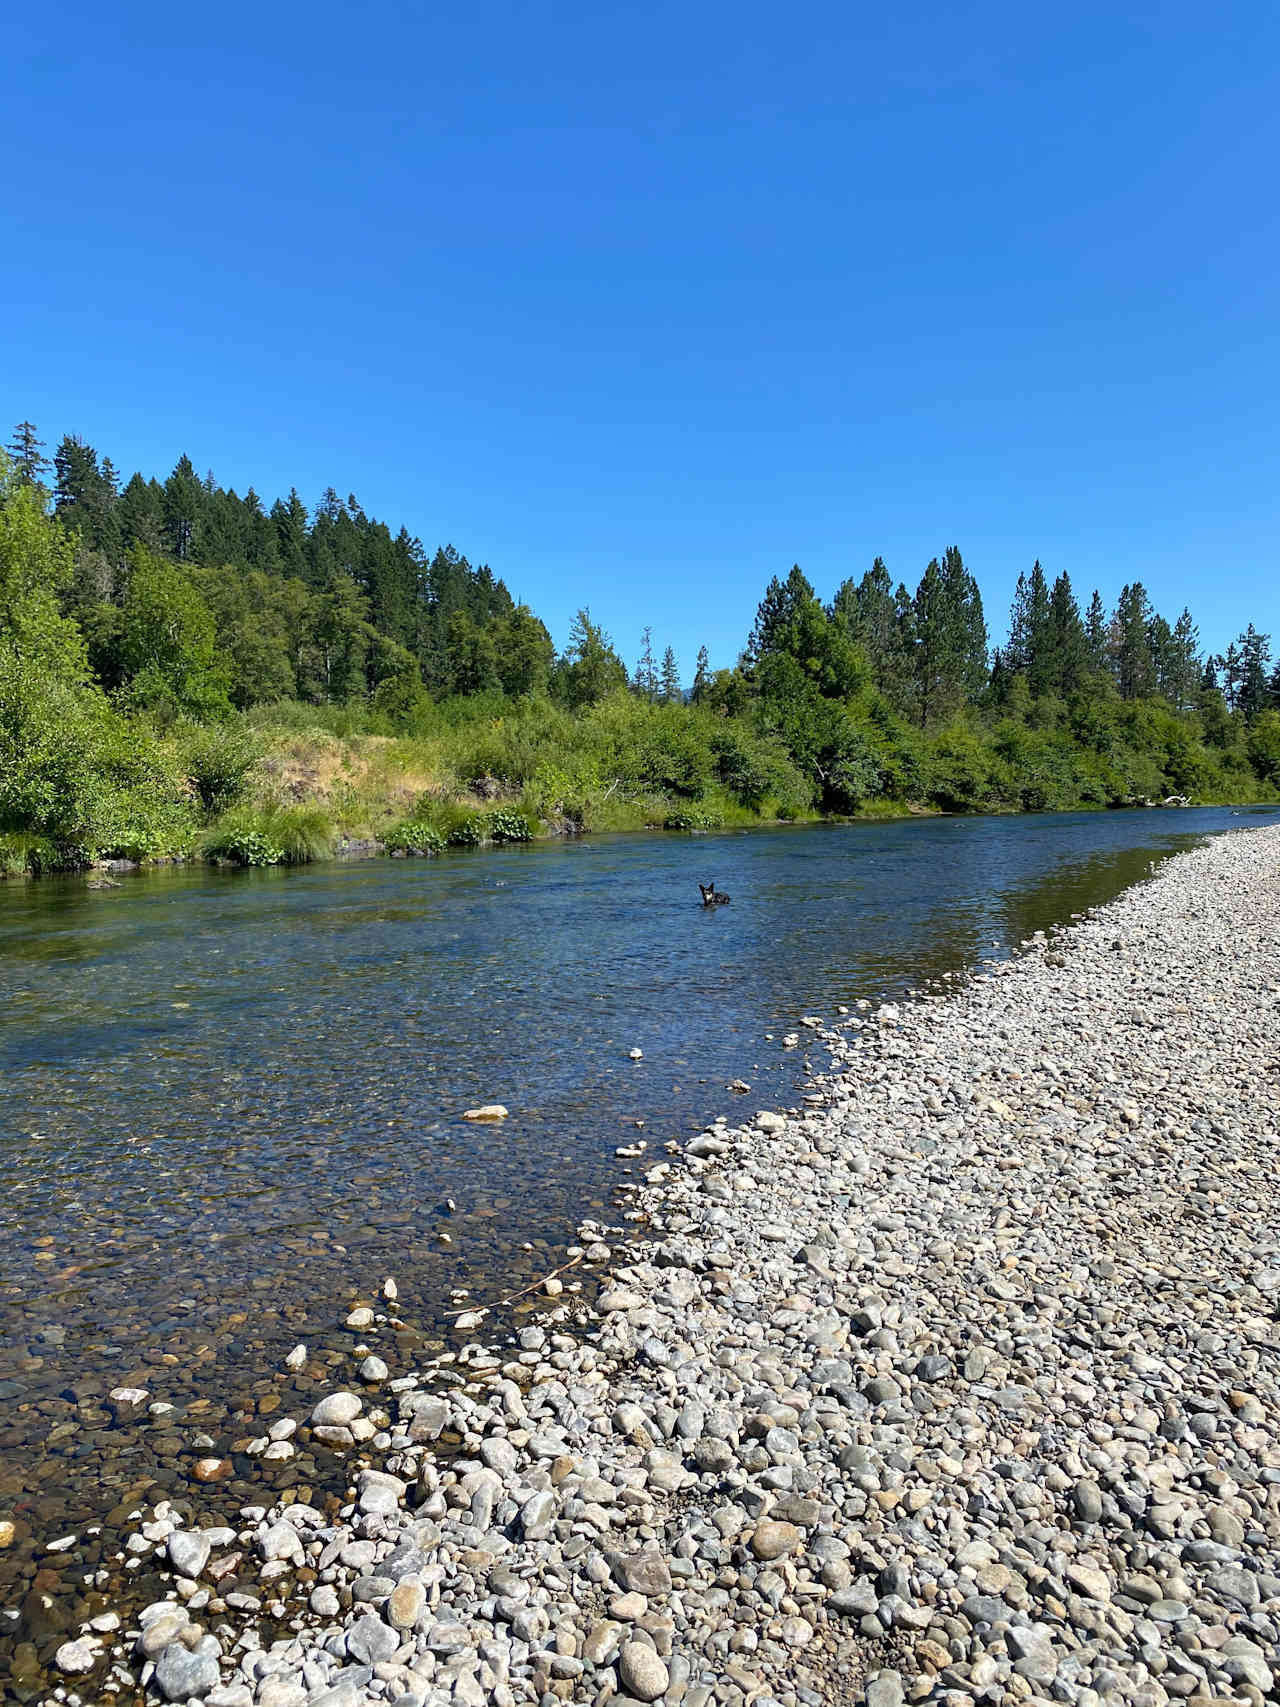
[2,418,1278,873]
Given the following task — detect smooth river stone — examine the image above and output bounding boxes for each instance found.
[311,1391,362,1427]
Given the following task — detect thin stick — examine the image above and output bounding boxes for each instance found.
[443,1253,584,1318]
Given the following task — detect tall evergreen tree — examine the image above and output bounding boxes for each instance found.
[117,472,165,555]
[691,644,711,703]
[272,489,310,579]
[747,565,815,665]
[912,560,950,728]
[556,610,628,708]
[1084,590,1108,675]
[1236,625,1272,721]
[634,626,657,700]
[1006,561,1050,681]
[1163,608,1201,711]
[1110,584,1155,699]
[941,546,988,702]
[660,646,681,703]
[1045,572,1087,698]
[6,421,49,487]
[161,455,203,561]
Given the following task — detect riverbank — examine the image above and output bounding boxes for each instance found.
[41,826,1280,1705]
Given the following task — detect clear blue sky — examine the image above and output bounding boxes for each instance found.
[4,2,1278,680]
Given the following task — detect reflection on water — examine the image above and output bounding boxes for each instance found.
[0,805,1276,1678]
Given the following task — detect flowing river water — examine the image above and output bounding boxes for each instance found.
[1,805,1277,1698]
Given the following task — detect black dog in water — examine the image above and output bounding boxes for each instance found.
[699,881,730,907]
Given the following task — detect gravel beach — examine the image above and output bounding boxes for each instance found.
[52,825,1280,1707]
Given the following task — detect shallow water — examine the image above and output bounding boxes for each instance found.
[0,806,1276,1693]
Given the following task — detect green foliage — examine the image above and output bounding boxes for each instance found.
[446,813,487,846]
[207,826,284,866]
[177,720,262,817]
[0,831,64,876]
[382,817,446,855]
[925,723,1011,812]
[4,419,1280,872]
[0,647,194,858]
[1245,710,1280,787]
[554,610,629,708]
[119,550,232,722]
[488,807,532,842]
[0,458,88,678]
[662,806,724,830]
[203,804,333,866]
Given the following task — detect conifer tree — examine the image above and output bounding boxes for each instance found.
[747,565,815,665]
[1236,625,1272,721]
[6,421,49,487]
[161,455,203,560]
[660,646,681,703]
[1045,572,1087,698]
[634,626,657,700]
[1111,584,1155,699]
[1085,590,1108,675]
[691,644,711,703]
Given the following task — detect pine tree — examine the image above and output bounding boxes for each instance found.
[1147,614,1174,701]
[1045,572,1087,698]
[691,644,711,703]
[941,546,988,702]
[1024,563,1053,695]
[747,565,815,665]
[272,489,310,580]
[660,646,681,703]
[1217,641,1243,712]
[117,473,165,555]
[6,421,49,487]
[1110,584,1155,699]
[1237,625,1272,721]
[912,560,950,729]
[1084,590,1108,675]
[1164,608,1201,711]
[832,559,898,694]
[557,610,628,708]
[911,549,986,728]
[162,455,203,561]
[634,626,657,700]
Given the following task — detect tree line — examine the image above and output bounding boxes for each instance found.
[2,416,1278,870]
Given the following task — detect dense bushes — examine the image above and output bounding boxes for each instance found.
[0,654,194,864]
[202,805,334,866]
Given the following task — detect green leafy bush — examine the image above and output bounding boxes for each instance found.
[383,818,446,855]
[177,720,263,817]
[202,805,333,866]
[488,807,532,842]
[0,650,195,859]
[662,807,724,831]
[448,815,486,846]
[207,827,284,866]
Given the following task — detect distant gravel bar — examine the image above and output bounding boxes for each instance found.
[83,826,1280,1707]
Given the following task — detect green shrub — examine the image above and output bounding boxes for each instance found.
[446,813,486,846]
[0,831,77,875]
[662,806,724,831]
[488,807,532,842]
[383,817,446,855]
[0,650,195,859]
[177,721,263,817]
[202,804,333,867]
[208,827,284,866]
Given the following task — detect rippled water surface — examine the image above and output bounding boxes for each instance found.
[1,806,1277,1692]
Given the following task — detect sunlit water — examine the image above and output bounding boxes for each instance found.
[0,806,1276,1693]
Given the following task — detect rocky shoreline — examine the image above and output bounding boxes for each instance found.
[48,827,1280,1707]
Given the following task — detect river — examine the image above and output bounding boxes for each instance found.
[0,805,1276,1696]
